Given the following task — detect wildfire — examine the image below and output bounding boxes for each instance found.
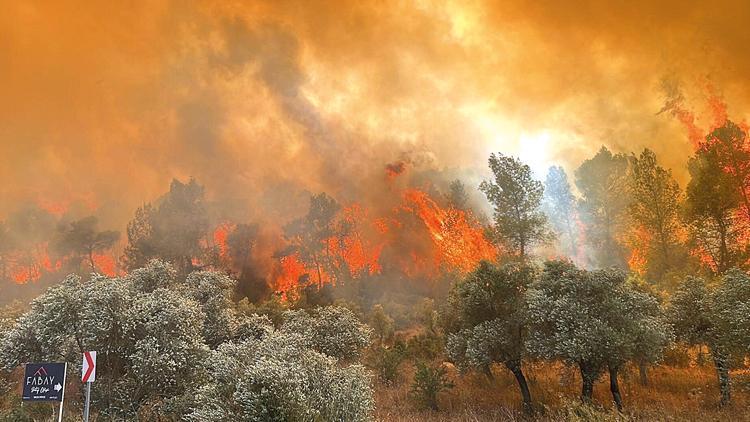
[270,185,497,297]
[8,243,63,284]
[92,253,117,277]
[385,161,407,182]
[401,189,496,273]
[626,226,651,276]
[273,253,313,300]
[667,87,750,273]
[213,222,235,262]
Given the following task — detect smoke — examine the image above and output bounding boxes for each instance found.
[2,0,750,247]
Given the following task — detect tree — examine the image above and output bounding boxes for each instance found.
[685,131,750,274]
[52,216,119,273]
[480,153,552,258]
[188,329,374,422]
[281,306,372,360]
[628,149,685,284]
[123,178,209,275]
[575,147,630,268]
[446,179,469,210]
[701,121,750,221]
[370,304,395,346]
[0,260,376,419]
[442,260,535,412]
[184,270,238,348]
[527,260,672,409]
[283,193,340,288]
[409,361,453,411]
[0,261,209,419]
[0,221,16,283]
[543,166,579,259]
[225,223,269,302]
[669,270,750,405]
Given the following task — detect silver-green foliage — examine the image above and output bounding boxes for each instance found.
[527,260,672,374]
[0,261,375,420]
[669,269,750,404]
[281,306,372,360]
[188,322,374,422]
[443,261,534,369]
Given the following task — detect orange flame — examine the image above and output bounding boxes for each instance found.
[92,253,117,276]
[626,225,651,276]
[402,189,496,273]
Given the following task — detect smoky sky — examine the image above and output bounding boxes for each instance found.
[1,0,750,229]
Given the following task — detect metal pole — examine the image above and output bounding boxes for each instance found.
[83,382,91,422]
[58,362,67,422]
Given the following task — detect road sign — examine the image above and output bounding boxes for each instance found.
[22,362,67,401]
[82,351,96,382]
[82,351,97,422]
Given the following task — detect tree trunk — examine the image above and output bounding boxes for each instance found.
[580,365,595,404]
[712,350,731,406]
[609,366,623,411]
[88,247,96,272]
[506,360,533,414]
[639,362,649,386]
[482,364,494,380]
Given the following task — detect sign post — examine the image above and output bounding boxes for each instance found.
[82,351,96,422]
[22,362,67,421]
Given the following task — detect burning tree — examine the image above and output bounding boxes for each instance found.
[283,192,341,289]
[627,149,685,285]
[223,223,270,302]
[122,178,209,275]
[684,133,750,274]
[575,147,630,268]
[480,153,552,258]
[52,215,119,274]
[445,179,469,211]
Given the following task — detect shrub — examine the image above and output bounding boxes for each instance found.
[407,331,443,360]
[369,344,405,385]
[370,304,395,345]
[662,344,691,368]
[281,306,372,360]
[409,361,454,411]
[188,330,374,422]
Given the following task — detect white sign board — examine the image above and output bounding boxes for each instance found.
[82,351,96,383]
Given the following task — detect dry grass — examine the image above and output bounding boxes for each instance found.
[374,362,750,421]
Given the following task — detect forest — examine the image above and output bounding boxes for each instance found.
[2,106,750,420]
[3,1,750,421]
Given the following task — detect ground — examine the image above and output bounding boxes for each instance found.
[374,362,750,421]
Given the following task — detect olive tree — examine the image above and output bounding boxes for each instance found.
[669,269,750,405]
[527,260,672,409]
[187,319,374,422]
[442,260,535,412]
[0,262,210,419]
[280,306,372,360]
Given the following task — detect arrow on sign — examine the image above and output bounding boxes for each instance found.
[81,351,96,383]
[54,383,62,392]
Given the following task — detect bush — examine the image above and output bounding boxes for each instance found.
[188,329,374,422]
[407,332,443,360]
[662,344,691,368]
[281,306,372,360]
[368,344,405,385]
[370,304,395,345]
[409,361,453,411]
